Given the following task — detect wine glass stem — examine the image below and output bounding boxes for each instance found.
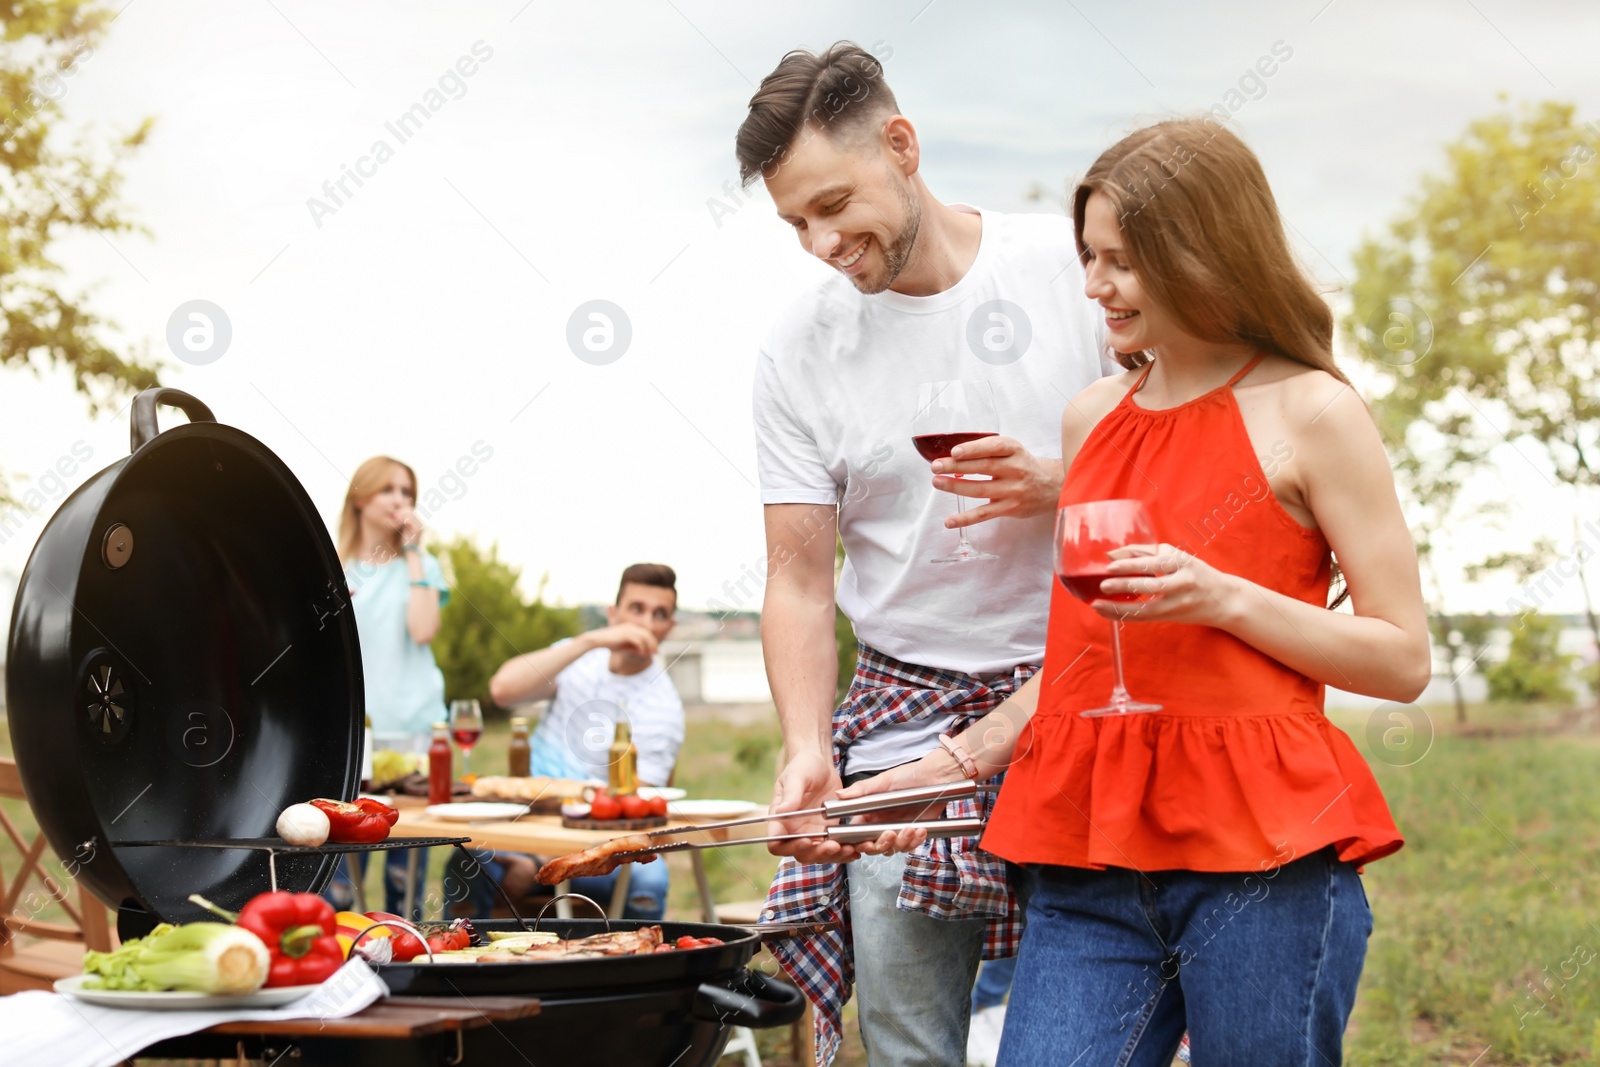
[953,477,974,550]
[1107,620,1132,712]
[462,748,472,778]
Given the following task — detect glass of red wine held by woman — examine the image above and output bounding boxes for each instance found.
[913,379,1000,563]
[1056,498,1162,716]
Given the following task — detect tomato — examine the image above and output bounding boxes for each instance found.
[653,943,676,952]
[364,911,424,961]
[673,935,725,950]
[618,794,651,820]
[588,793,622,820]
[647,795,668,817]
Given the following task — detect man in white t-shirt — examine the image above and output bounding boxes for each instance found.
[478,563,684,918]
[737,42,1107,1067]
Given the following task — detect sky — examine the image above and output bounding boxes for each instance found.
[1,0,1597,616]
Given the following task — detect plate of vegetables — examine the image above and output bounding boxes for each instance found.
[54,973,323,1010]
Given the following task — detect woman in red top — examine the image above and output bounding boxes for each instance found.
[839,119,1430,1065]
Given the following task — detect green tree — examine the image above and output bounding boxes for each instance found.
[430,535,579,715]
[0,1,158,503]
[1484,613,1575,705]
[1347,99,1600,708]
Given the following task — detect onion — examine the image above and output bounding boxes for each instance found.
[276,802,330,846]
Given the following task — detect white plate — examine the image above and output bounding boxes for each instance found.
[668,799,763,820]
[637,786,687,802]
[54,974,322,1010]
[424,802,529,821]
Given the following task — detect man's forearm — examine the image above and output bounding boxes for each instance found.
[489,634,594,706]
[761,593,840,760]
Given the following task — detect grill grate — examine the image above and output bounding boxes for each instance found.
[110,836,470,853]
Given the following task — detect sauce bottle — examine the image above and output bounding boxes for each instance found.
[608,719,638,795]
[508,716,531,777]
[428,722,453,805]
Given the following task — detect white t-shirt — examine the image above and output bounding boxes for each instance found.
[752,207,1108,773]
[529,642,686,787]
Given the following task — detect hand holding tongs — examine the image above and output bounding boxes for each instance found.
[608,780,995,862]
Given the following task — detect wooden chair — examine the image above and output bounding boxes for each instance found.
[0,757,115,993]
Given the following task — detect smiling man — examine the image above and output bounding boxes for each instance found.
[739,42,1108,1067]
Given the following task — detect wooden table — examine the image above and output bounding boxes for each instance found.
[139,995,541,1066]
[386,799,769,922]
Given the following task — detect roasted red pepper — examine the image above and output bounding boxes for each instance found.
[310,797,399,843]
[236,891,344,987]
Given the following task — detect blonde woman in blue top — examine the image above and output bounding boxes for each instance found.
[327,455,450,919]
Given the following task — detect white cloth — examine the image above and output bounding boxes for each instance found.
[529,642,685,787]
[0,958,388,1067]
[752,207,1109,769]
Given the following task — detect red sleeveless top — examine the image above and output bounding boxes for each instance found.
[982,355,1403,873]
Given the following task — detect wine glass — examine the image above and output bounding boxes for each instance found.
[1055,499,1163,717]
[449,699,484,778]
[913,380,999,563]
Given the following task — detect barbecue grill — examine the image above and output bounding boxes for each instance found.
[4,388,805,1066]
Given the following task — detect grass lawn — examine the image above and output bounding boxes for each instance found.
[6,701,1600,1065]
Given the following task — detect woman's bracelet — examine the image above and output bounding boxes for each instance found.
[401,543,420,555]
[409,580,430,589]
[938,733,979,781]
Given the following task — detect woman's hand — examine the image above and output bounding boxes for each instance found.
[396,503,424,547]
[1092,543,1242,628]
[832,748,966,857]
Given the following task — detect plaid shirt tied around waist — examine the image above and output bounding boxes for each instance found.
[763,643,1038,1067]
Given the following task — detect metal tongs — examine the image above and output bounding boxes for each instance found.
[609,780,995,862]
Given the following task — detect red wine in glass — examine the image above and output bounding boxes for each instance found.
[912,431,997,463]
[1055,499,1162,717]
[449,698,484,778]
[913,381,1001,563]
[1057,569,1149,604]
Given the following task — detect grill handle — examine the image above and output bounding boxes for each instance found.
[692,968,807,1029]
[131,387,217,452]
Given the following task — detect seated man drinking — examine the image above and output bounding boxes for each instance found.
[446,563,686,919]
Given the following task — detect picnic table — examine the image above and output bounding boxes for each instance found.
[384,797,770,921]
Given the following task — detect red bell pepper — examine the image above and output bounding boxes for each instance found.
[310,797,399,843]
[235,891,343,987]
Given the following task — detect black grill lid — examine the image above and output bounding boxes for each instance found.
[5,389,364,934]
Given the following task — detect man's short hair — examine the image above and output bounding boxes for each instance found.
[735,41,898,185]
[617,563,677,605]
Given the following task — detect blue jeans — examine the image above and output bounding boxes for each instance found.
[972,955,1018,1012]
[444,851,671,922]
[999,847,1372,1067]
[847,850,987,1067]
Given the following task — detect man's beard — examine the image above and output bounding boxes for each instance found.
[851,182,922,295]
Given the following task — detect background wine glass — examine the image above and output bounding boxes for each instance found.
[1055,499,1163,717]
[449,698,484,778]
[913,380,999,563]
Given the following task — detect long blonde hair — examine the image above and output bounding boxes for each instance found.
[338,456,418,564]
[1072,117,1349,384]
